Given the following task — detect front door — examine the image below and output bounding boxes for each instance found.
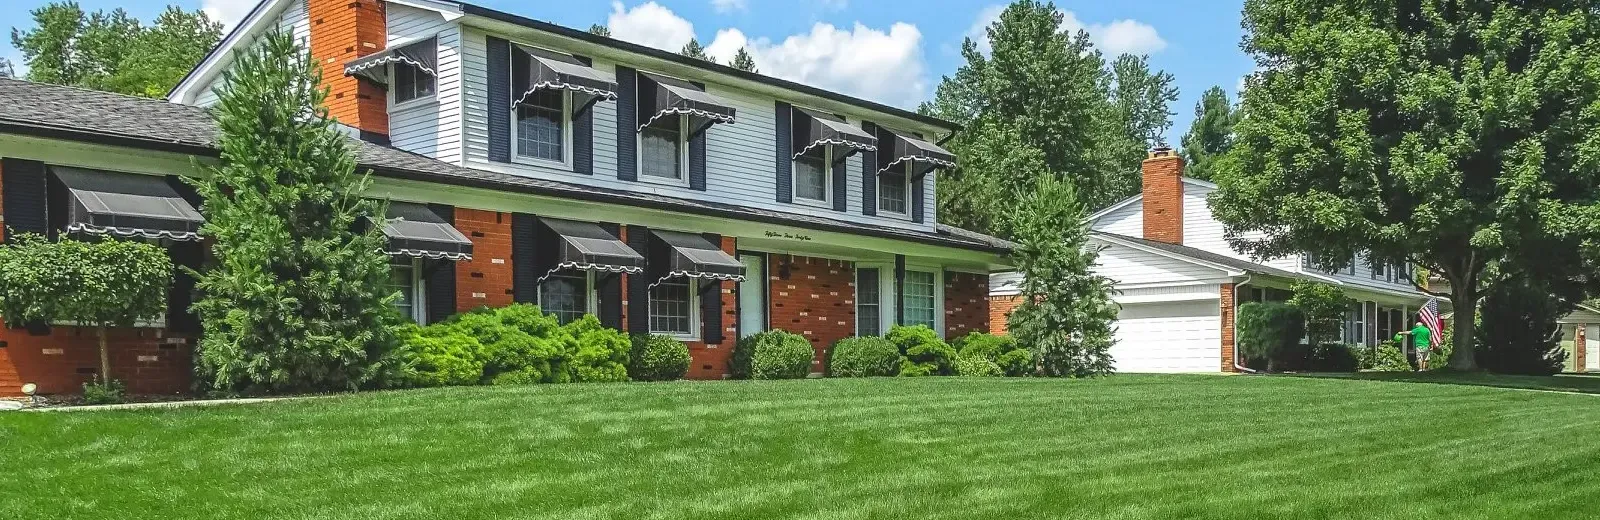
[738,253,766,338]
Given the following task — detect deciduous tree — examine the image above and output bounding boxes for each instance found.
[192,30,400,394]
[9,2,220,97]
[1179,86,1236,181]
[1213,0,1600,369]
[1106,54,1178,197]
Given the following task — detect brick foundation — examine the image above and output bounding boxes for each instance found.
[453,208,514,312]
[989,295,1020,336]
[944,271,990,338]
[0,326,193,396]
[769,254,855,373]
[1221,283,1236,372]
[308,0,388,136]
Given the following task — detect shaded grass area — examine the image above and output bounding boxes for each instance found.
[2,375,1598,519]
[1295,371,1600,395]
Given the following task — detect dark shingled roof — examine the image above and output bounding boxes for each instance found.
[0,78,1008,253]
[1093,231,1299,279]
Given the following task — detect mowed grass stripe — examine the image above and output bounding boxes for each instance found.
[1,375,1597,519]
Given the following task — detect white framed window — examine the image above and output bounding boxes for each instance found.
[639,114,689,185]
[879,162,911,215]
[390,62,435,107]
[539,270,595,324]
[856,267,881,337]
[902,270,936,329]
[793,146,832,205]
[389,258,427,323]
[1343,301,1368,345]
[512,89,571,165]
[649,277,698,338]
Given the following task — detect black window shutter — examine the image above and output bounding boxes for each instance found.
[572,56,596,175]
[165,241,204,334]
[860,122,877,216]
[912,177,925,223]
[2,158,48,239]
[894,254,906,326]
[699,233,725,343]
[597,223,625,329]
[832,151,848,212]
[486,36,512,164]
[774,101,792,203]
[616,66,638,182]
[511,212,539,304]
[425,203,459,323]
[626,225,651,333]
[688,81,709,191]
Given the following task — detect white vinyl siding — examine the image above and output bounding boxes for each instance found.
[1091,239,1232,286]
[1091,199,1143,236]
[192,0,310,108]
[386,5,462,164]
[458,27,939,233]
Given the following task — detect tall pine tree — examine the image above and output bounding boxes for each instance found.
[1179,86,1236,181]
[680,38,712,62]
[192,30,401,394]
[730,47,758,72]
[1008,173,1119,377]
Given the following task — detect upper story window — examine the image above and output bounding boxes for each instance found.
[392,62,436,105]
[343,36,438,107]
[873,126,955,218]
[509,44,620,167]
[793,146,831,204]
[788,107,875,207]
[879,162,910,215]
[640,114,687,182]
[516,88,568,163]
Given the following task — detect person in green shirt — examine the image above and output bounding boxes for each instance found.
[1409,321,1433,370]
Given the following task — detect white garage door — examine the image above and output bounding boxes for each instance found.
[1111,300,1222,373]
[1588,325,1598,372]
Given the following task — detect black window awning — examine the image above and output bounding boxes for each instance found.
[344,36,438,86]
[636,72,736,135]
[877,127,957,178]
[792,108,876,159]
[50,166,203,241]
[376,202,472,261]
[536,217,644,281]
[512,44,618,113]
[648,229,745,285]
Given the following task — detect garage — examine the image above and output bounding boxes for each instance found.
[1110,299,1222,373]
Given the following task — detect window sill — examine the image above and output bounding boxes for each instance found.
[637,173,691,189]
[512,155,572,171]
[793,197,833,209]
[390,95,437,112]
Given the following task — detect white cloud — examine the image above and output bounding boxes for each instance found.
[967,4,1166,57]
[201,0,256,32]
[708,22,928,107]
[607,1,697,52]
[710,0,747,13]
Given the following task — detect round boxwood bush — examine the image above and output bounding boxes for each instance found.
[748,330,814,380]
[888,325,956,376]
[953,331,1034,376]
[954,354,1003,377]
[827,336,901,377]
[628,334,691,381]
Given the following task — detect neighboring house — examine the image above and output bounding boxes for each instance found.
[0,0,1011,396]
[992,148,1429,373]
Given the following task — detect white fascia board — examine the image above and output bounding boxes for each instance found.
[1090,234,1245,278]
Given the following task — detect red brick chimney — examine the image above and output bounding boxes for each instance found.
[308,0,388,137]
[1142,145,1184,244]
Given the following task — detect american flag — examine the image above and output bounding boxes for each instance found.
[1418,298,1443,348]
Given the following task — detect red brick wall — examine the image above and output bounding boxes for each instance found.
[989,295,1020,336]
[1142,150,1184,244]
[308,0,388,136]
[944,271,990,338]
[768,254,855,373]
[1220,283,1236,372]
[683,236,739,379]
[0,327,193,396]
[1576,325,1587,373]
[453,208,514,312]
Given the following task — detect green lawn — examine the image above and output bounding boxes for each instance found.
[2,375,1597,519]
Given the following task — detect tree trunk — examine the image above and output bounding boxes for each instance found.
[97,325,110,383]
[1447,282,1479,371]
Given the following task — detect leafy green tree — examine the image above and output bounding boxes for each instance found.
[192,30,401,394]
[9,2,220,97]
[1214,0,1600,369]
[1008,174,1119,377]
[730,47,758,72]
[1236,302,1304,372]
[1106,53,1179,198]
[0,58,14,78]
[680,38,713,62]
[0,234,171,384]
[1179,86,1236,181]
[588,24,611,37]
[1476,274,1571,376]
[1287,280,1351,346]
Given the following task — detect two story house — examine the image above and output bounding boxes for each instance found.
[991,148,1430,373]
[0,0,1011,395]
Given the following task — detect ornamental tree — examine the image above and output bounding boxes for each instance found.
[1287,280,1352,346]
[0,234,171,383]
[1213,1,1600,370]
[1008,173,1120,377]
[191,30,400,394]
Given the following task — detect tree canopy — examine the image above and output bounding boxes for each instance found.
[1179,86,1237,181]
[680,38,712,62]
[1214,0,1600,370]
[730,47,758,72]
[9,2,221,97]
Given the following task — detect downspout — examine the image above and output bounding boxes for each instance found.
[1232,275,1259,374]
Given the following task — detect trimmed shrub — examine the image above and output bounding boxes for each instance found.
[1236,302,1305,372]
[628,334,691,381]
[1370,341,1413,372]
[732,330,812,380]
[888,325,956,376]
[953,332,1034,376]
[827,337,901,377]
[396,305,633,387]
[81,379,127,405]
[747,330,814,380]
[1305,343,1359,372]
[954,355,1003,377]
[563,315,631,383]
[398,326,486,387]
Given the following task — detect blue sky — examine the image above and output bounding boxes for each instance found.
[1,0,1254,143]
